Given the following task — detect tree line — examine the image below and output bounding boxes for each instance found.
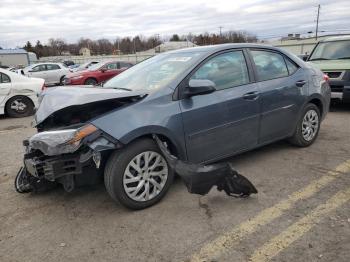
[23,31,257,58]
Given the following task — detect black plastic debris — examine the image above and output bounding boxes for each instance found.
[154,135,258,197]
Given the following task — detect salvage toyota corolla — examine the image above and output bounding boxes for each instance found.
[15,44,331,209]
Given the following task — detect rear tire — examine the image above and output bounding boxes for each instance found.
[289,103,321,147]
[84,78,97,85]
[104,138,174,210]
[6,96,34,118]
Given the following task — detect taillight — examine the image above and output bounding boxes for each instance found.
[323,74,329,82]
[41,83,47,91]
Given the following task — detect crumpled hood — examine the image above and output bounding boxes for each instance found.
[35,86,147,126]
[307,60,350,70]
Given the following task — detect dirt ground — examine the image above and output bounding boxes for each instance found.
[0,104,349,262]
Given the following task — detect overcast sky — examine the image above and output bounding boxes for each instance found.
[1,0,350,48]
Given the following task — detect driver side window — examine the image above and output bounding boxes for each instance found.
[190,51,250,90]
[32,65,46,72]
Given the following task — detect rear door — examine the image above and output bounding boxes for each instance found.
[45,64,62,84]
[179,50,260,163]
[0,72,12,105]
[248,49,307,143]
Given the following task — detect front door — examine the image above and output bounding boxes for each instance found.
[100,62,120,82]
[180,50,260,163]
[28,64,47,83]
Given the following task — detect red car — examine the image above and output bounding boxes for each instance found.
[64,60,133,85]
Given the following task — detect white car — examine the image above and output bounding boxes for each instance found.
[21,62,70,86]
[0,68,44,117]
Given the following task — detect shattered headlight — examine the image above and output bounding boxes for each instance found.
[28,124,98,156]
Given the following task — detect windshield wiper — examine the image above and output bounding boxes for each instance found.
[337,56,350,60]
[111,87,132,91]
[308,58,330,61]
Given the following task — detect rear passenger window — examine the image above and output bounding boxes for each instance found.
[190,51,250,90]
[46,64,60,70]
[119,62,132,68]
[0,73,11,83]
[285,58,299,75]
[251,50,288,81]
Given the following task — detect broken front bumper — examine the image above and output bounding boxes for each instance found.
[18,128,122,192]
[24,151,84,181]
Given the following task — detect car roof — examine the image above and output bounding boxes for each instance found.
[167,43,306,68]
[169,43,281,53]
[320,35,350,42]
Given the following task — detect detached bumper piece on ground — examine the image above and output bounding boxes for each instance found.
[154,135,257,197]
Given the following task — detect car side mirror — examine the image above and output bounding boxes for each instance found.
[302,55,309,61]
[184,79,216,97]
[100,68,107,72]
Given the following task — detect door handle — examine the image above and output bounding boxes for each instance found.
[242,91,259,100]
[296,80,307,87]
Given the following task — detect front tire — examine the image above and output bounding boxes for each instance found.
[84,78,97,85]
[289,103,321,147]
[59,76,66,85]
[104,138,174,210]
[6,96,34,118]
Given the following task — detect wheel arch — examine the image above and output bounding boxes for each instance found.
[84,77,98,84]
[4,95,35,115]
[306,94,325,118]
[118,126,187,160]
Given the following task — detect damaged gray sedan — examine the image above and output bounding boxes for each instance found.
[16,44,331,209]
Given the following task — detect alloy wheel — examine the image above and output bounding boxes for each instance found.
[123,151,168,202]
[10,99,27,113]
[302,109,319,141]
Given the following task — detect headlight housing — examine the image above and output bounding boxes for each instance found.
[28,124,98,156]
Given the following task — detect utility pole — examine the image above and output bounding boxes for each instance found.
[219,26,223,44]
[315,4,320,41]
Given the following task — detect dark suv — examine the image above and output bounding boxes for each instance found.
[16,44,331,209]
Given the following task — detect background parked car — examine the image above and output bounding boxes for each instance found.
[64,60,133,85]
[63,60,75,67]
[0,68,43,117]
[21,62,70,86]
[307,35,350,103]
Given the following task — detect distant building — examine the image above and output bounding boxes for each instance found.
[154,41,197,53]
[79,47,91,56]
[0,49,30,67]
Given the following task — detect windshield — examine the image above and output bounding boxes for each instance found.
[103,52,203,91]
[88,61,104,71]
[309,40,350,60]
